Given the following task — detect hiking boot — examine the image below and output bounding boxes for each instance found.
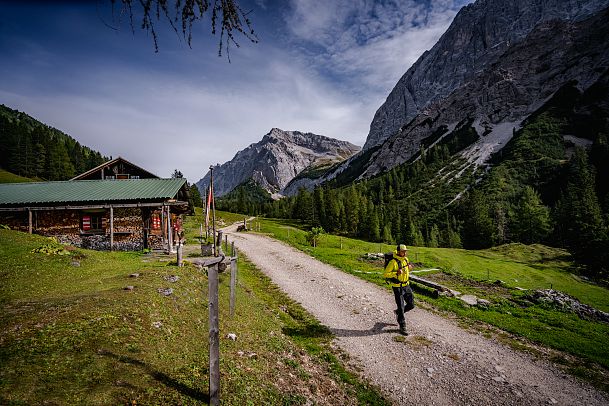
[399,325,408,336]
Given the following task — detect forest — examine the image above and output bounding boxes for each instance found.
[0,105,108,180]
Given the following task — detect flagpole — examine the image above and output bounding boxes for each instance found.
[210,166,217,256]
[204,186,209,240]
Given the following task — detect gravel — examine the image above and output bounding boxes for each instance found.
[226,225,608,406]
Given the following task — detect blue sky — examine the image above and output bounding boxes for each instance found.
[0,0,471,183]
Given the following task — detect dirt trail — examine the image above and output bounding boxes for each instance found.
[225,224,608,406]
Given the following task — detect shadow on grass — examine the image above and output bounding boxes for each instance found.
[98,350,209,402]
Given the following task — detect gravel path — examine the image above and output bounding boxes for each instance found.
[225,225,608,406]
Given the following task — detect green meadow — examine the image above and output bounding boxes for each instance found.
[0,225,388,405]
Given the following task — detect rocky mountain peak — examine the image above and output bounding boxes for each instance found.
[196,128,360,197]
[363,0,609,151]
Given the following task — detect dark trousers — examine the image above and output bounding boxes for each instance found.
[392,285,414,326]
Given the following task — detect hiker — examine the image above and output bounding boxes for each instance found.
[384,244,414,335]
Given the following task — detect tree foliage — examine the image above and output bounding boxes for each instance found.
[110,0,258,57]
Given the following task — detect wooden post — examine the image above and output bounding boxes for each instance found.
[177,241,183,267]
[224,235,228,253]
[160,206,166,245]
[216,231,223,256]
[167,207,174,253]
[208,262,220,405]
[142,209,149,250]
[110,206,114,251]
[230,256,237,317]
[28,209,32,234]
[231,241,235,257]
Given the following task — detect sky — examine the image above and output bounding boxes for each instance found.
[0,0,472,184]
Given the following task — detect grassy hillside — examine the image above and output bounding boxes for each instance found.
[251,217,609,387]
[0,168,35,183]
[0,228,388,405]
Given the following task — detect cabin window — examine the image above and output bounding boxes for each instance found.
[116,174,129,179]
[82,212,105,233]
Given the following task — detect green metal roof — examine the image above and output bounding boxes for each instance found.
[0,178,187,206]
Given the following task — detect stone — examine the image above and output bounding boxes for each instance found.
[157,288,173,296]
[226,333,237,341]
[129,273,140,278]
[164,275,179,283]
[460,295,478,306]
[124,286,134,291]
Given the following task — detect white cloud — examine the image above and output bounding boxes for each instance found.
[1,44,370,184]
[285,0,468,98]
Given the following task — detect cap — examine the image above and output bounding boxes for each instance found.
[397,244,408,251]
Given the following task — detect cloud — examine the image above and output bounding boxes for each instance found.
[285,0,468,99]
[0,42,370,184]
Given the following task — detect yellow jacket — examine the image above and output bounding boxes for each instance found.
[383,251,410,287]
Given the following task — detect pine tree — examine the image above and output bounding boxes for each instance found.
[511,186,551,244]
[555,148,607,274]
[429,224,440,248]
[460,189,494,249]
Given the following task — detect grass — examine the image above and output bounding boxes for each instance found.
[0,169,35,183]
[248,217,609,388]
[0,227,390,405]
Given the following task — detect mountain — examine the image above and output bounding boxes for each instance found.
[362,0,609,152]
[196,128,360,197]
[324,0,609,184]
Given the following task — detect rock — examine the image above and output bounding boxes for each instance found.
[124,286,134,291]
[129,273,140,278]
[157,288,173,296]
[477,299,491,307]
[71,260,80,267]
[528,289,609,323]
[152,321,163,328]
[164,275,179,283]
[460,295,478,306]
[226,333,237,341]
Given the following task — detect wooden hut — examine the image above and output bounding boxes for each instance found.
[0,178,190,251]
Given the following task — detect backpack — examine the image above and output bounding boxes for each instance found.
[383,252,403,284]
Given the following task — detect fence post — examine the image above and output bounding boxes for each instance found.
[177,240,183,267]
[216,230,223,256]
[208,262,220,405]
[230,254,237,317]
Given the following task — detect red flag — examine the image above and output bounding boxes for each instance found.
[205,183,213,227]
